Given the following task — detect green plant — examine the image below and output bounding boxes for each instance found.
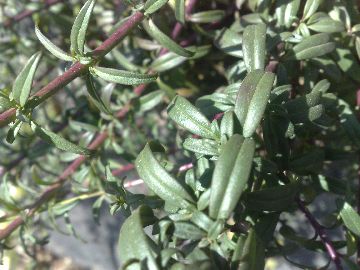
[1,0,360,269]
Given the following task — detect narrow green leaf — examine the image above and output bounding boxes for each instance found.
[287,33,335,60]
[307,16,345,33]
[92,66,157,85]
[340,202,360,237]
[31,122,93,156]
[173,222,206,240]
[144,0,169,15]
[12,52,42,107]
[6,120,22,144]
[135,143,194,208]
[234,70,275,138]
[175,0,185,24]
[85,74,112,114]
[138,90,164,112]
[35,25,73,61]
[238,229,265,270]
[245,184,299,212]
[118,205,159,269]
[209,134,255,219]
[167,95,216,139]
[143,19,194,57]
[243,24,266,72]
[189,10,225,24]
[215,28,242,58]
[70,0,96,56]
[183,138,219,156]
[302,0,322,21]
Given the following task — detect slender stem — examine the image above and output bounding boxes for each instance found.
[0,11,145,127]
[2,0,66,28]
[296,198,343,270]
[0,132,108,240]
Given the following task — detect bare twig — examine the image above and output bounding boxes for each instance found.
[0,11,145,127]
[2,0,66,28]
[296,198,343,270]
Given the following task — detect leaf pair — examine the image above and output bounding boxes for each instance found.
[35,0,96,61]
[11,52,42,107]
[209,134,255,219]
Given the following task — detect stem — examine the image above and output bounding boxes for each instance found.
[0,11,145,127]
[0,132,108,240]
[296,198,343,270]
[2,0,66,28]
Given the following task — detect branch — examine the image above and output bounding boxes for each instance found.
[0,11,145,127]
[296,198,343,270]
[0,131,108,240]
[2,0,66,28]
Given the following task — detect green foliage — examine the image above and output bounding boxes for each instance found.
[1,0,360,269]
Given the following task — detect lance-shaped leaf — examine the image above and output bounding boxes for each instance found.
[167,95,216,139]
[118,205,159,269]
[242,24,266,72]
[173,222,206,240]
[86,74,112,114]
[209,134,255,219]
[183,138,219,156]
[12,52,42,107]
[234,70,275,138]
[302,0,322,21]
[144,0,169,15]
[244,184,299,212]
[70,0,96,56]
[35,25,73,61]
[143,18,193,57]
[31,122,93,156]
[286,33,335,60]
[135,143,194,208]
[175,0,185,24]
[189,10,225,24]
[92,66,157,85]
[237,229,265,270]
[307,16,345,33]
[339,202,360,237]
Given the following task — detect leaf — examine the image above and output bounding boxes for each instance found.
[143,18,194,57]
[86,74,112,114]
[175,0,185,24]
[35,25,73,61]
[183,138,219,156]
[31,122,93,156]
[138,90,164,112]
[118,205,159,269]
[244,184,299,212]
[234,70,275,138]
[144,0,169,15]
[167,95,216,139]
[209,134,255,219]
[215,28,242,58]
[12,52,42,107]
[238,229,265,270]
[284,0,300,28]
[339,202,360,237]
[242,24,266,72]
[286,33,335,60]
[173,222,206,240]
[70,0,96,56]
[6,120,22,144]
[307,16,345,33]
[135,143,194,208]
[302,0,322,20]
[92,66,157,85]
[189,10,225,24]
